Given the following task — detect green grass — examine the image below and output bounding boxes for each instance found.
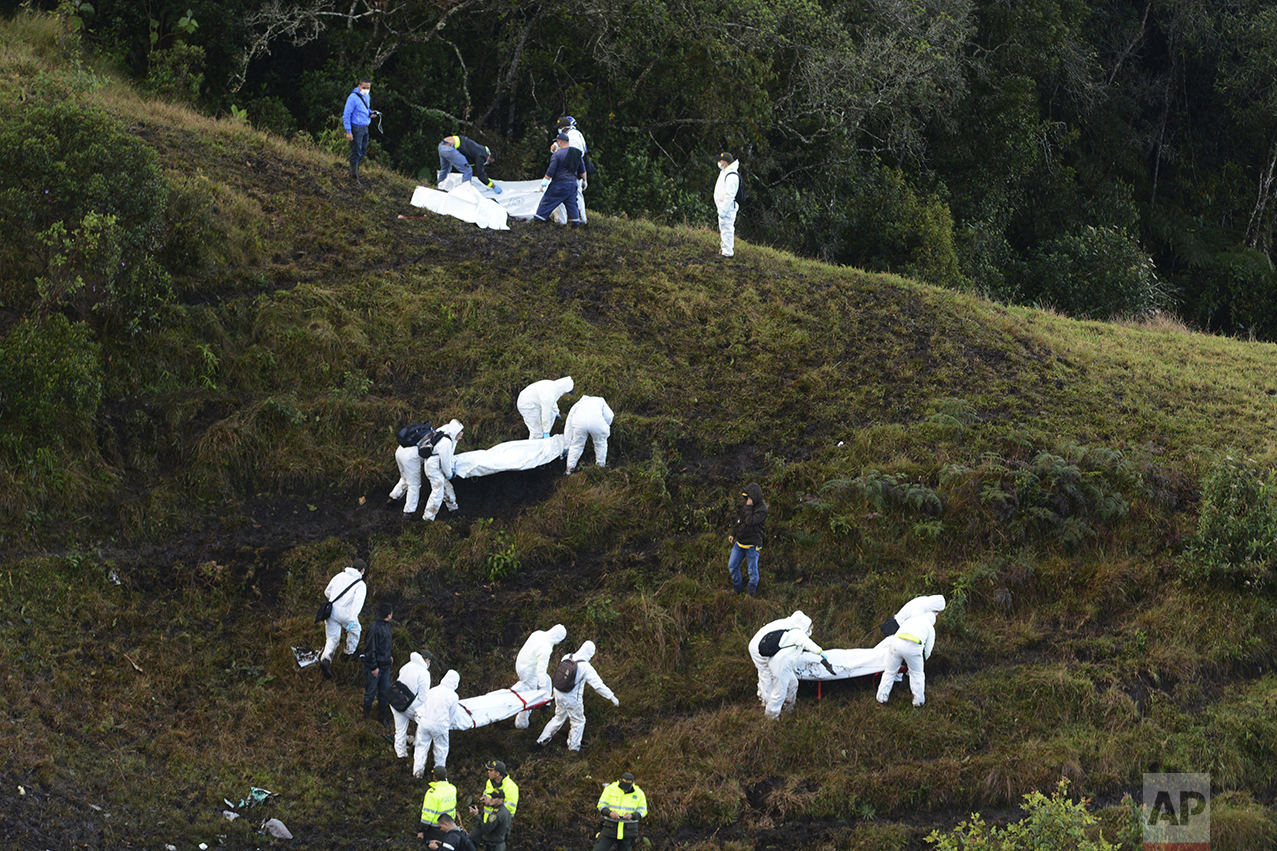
[5,10,1277,850]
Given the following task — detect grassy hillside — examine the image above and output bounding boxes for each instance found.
[4,12,1277,851]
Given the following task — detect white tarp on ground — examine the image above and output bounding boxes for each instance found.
[453,435,565,479]
[410,182,510,230]
[416,175,564,225]
[794,640,894,681]
[451,683,552,731]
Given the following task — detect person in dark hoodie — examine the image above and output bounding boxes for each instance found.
[363,600,394,728]
[437,135,502,194]
[727,483,767,596]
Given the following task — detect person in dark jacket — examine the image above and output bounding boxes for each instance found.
[363,600,394,728]
[427,813,475,851]
[533,134,586,225]
[727,483,767,596]
[468,786,512,851]
[437,135,502,193]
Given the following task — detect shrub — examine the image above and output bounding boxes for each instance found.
[1184,453,1277,587]
[0,314,103,458]
[925,778,1116,850]
[1026,225,1168,320]
[0,90,173,332]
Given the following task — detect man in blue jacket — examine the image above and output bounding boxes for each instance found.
[533,134,586,225]
[342,77,377,184]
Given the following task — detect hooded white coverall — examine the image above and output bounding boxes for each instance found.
[748,610,823,720]
[389,444,425,513]
[415,669,460,777]
[320,566,367,663]
[714,159,741,257]
[513,624,568,728]
[536,640,618,751]
[876,613,936,707]
[391,651,433,759]
[888,595,945,683]
[563,395,614,474]
[516,377,574,439]
[423,419,463,521]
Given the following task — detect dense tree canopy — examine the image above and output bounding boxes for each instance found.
[14,0,1277,337]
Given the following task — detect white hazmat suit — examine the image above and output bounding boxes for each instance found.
[748,610,823,720]
[887,595,945,683]
[513,624,568,728]
[536,640,618,752]
[877,613,937,707]
[423,419,464,521]
[320,565,367,664]
[415,669,460,777]
[391,651,433,759]
[516,377,574,439]
[563,395,614,473]
[389,444,425,513]
[714,158,741,258]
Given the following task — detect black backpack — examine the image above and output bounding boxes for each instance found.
[417,428,450,458]
[552,657,579,692]
[757,629,785,658]
[398,422,432,448]
[732,169,747,205]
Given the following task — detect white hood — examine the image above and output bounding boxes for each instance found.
[549,624,568,643]
[439,418,464,439]
[572,640,596,663]
[553,376,574,397]
[441,669,460,690]
[790,610,813,635]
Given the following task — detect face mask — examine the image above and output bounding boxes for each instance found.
[619,782,633,793]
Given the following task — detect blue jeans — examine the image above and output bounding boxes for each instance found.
[728,543,759,594]
[438,143,472,184]
[349,124,369,167]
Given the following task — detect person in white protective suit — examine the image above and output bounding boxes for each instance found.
[516,377,574,439]
[513,623,568,728]
[883,594,946,684]
[563,395,614,474]
[319,559,368,678]
[389,441,426,514]
[876,610,938,707]
[747,610,826,720]
[422,419,464,521]
[714,152,741,258]
[415,669,461,778]
[535,640,618,752]
[391,650,433,760]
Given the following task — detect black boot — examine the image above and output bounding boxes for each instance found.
[351,160,362,185]
[379,703,391,730]
[363,703,372,720]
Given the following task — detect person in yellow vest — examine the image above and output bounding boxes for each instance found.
[478,759,518,819]
[593,772,647,851]
[418,765,459,843]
